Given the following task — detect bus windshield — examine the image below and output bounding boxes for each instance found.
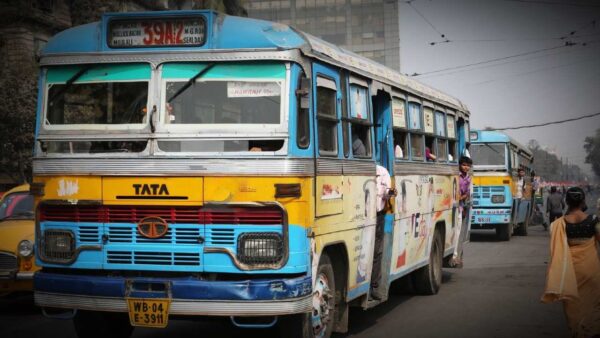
[471,143,507,169]
[44,64,150,127]
[162,63,283,126]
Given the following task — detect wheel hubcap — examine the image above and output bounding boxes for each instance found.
[312,273,332,338]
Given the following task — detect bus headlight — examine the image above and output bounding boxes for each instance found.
[237,233,283,265]
[491,195,505,204]
[18,240,34,257]
[43,230,75,261]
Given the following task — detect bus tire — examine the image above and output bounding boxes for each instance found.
[280,254,336,338]
[412,230,443,295]
[496,223,511,241]
[73,310,133,338]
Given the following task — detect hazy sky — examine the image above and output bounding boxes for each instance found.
[398,0,600,178]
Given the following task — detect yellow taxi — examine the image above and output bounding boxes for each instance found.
[0,184,37,294]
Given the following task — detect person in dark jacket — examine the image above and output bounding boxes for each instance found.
[546,186,565,230]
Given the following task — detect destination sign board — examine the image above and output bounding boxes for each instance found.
[108,17,205,48]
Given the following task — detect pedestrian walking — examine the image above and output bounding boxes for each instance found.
[546,186,565,230]
[542,187,600,337]
[450,156,472,268]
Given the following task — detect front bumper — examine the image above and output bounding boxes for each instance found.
[34,271,312,316]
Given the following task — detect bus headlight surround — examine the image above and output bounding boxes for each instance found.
[237,233,283,265]
[491,195,505,204]
[18,240,33,257]
[43,230,75,261]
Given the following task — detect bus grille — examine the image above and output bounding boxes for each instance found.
[40,205,282,225]
[107,251,200,266]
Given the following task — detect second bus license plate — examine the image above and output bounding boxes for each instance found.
[127,298,171,328]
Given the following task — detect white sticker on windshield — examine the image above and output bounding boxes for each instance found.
[227,82,280,98]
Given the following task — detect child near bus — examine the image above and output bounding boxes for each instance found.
[451,156,473,268]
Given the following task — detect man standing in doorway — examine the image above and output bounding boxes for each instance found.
[370,164,395,300]
[452,156,472,268]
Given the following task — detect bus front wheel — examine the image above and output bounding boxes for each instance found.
[280,254,336,338]
[73,310,133,338]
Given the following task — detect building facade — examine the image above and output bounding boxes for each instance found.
[247,0,400,70]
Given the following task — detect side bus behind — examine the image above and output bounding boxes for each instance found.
[469,130,534,241]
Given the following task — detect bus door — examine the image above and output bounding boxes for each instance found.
[369,88,394,302]
[312,63,344,217]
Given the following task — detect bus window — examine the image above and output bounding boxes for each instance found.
[448,140,457,161]
[411,134,424,160]
[437,139,448,161]
[349,84,371,158]
[296,76,310,149]
[393,130,408,159]
[425,136,436,162]
[316,77,338,155]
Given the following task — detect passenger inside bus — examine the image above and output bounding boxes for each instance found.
[352,128,368,157]
[426,146,437,162]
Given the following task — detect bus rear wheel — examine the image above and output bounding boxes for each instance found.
[73,310,133,338]
[412,230,443,295]
[280,254,336,338]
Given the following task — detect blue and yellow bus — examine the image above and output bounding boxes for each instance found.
[469,130,534,241]
[31,11,470,338]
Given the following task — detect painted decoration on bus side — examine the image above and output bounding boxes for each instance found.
[392,98,407,128]
[447,115,456,139]
[390,174,457,275]
[424,107,434,134]
[349,85,368,120]
[316,176,344,217]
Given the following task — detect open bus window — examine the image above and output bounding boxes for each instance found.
[448,140,457,161]
[165,81,281,125]
[351,124,371,158]
[410,134,424,160]
[425,136,436,162]
[41,140,148,154]
[393,130,408,160]
[157,140,284,153]
[47,82,148,125]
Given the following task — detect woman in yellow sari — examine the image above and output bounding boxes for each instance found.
[542,187,600,337]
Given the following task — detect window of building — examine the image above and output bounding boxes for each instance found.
[316,76,338,155]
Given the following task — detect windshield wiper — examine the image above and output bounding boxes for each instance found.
[167,63,216,103]
[48,64,94,106]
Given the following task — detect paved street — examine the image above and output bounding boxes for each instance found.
[1,190,597,338]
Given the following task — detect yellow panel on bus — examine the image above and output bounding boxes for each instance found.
[36,176,102,201]
[102,177,203,205]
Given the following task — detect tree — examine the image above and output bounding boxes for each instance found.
[0,62,37,183]
[584,128,600,179]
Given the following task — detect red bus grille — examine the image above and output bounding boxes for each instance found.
[39,205,282,225]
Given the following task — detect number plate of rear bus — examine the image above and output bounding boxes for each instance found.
[126,298,171,328]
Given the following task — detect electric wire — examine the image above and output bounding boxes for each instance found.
[410,44,573,77]
[405,1,449,40]
[486,112,600,131]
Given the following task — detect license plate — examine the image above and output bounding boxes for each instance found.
[126,298,171,328]
[476,217,491,223]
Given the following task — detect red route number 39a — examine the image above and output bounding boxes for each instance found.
[141,21,185,46]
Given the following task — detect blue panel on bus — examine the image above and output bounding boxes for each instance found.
[41,11,307,56]
[35,271,312,301]
[161,62,286,79]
